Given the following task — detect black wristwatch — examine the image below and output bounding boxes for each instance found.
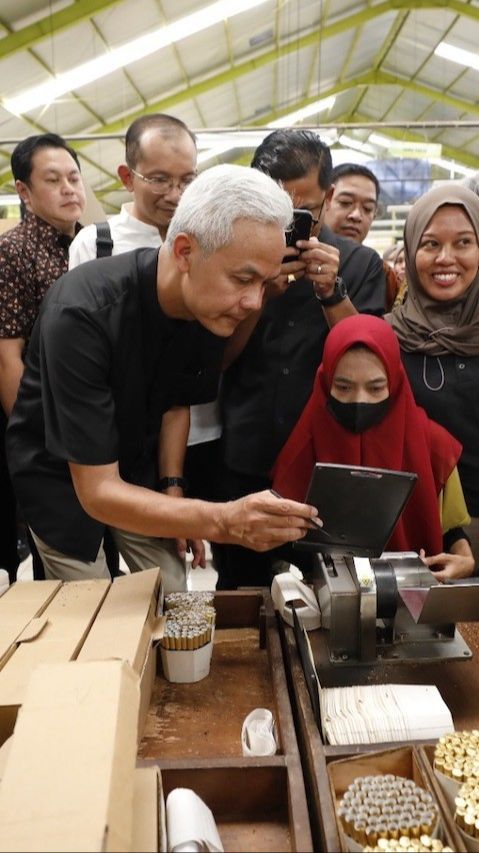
[314,275,348,307]
[159,476,188,491]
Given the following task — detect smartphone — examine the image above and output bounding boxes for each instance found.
[283,209,314,263]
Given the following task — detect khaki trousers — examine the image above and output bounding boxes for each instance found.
[30,528,187,593]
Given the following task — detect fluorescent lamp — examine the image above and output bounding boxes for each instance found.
[197,96,337,165]
[435,41,479,72]
[338,134,376,156]
[3,0,269,115]
[369,133,392,148]
[198,144,235,165]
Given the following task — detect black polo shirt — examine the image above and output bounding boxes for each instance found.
[220,226,385,478]
[7,248,224,560]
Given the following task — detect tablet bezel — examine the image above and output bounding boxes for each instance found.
[294,463,418,557]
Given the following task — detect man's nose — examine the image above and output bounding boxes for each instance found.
[242,285,264,312]
[348,205,362,220]
[163,183,183,202]
[61,179,75,193]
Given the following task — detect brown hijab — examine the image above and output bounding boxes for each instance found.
[387,184,479,355]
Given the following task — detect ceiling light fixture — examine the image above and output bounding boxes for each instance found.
[434,41,479,72]
[3,0,269,116]
[197,96,336,165]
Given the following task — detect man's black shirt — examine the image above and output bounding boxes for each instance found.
[220,226,385,478]
[7,248,224,560]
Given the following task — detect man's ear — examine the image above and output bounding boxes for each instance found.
[325,185,335,210]
[118,164,134,192]
[15,179,30,206]
[172,233,195,272]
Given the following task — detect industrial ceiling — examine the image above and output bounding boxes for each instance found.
[0,0,479,213]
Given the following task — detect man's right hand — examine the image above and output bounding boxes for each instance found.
[216,489,321,551]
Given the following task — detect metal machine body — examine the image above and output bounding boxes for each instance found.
[314,552,479,666]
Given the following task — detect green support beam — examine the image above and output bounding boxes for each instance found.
[0,0,122,59]
[352,111,479,169]
[3,0,479,136]
[4,0,479,66]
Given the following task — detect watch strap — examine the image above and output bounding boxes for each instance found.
[315,275,347,307]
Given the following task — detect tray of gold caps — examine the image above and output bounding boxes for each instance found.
[159,591,216,683]
[432,731,479,851]
[336,772,450,853]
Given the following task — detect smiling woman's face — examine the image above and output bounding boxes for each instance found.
[415,204,479,302]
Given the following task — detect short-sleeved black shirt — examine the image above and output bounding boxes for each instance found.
[220,226,385,478]
[7,248,224,560]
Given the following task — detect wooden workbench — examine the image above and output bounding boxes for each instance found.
[140,590,313,853]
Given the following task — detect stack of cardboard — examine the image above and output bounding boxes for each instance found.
[0,568,167,852]
[0,570,163,746]
[0,659,166,851]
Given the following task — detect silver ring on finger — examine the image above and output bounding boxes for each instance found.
[316,264,322,275]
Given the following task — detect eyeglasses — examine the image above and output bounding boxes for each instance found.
[301,196,326,229]
[130,168,197,195]
[312,195,327,226]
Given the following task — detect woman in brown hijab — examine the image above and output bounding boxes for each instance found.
[388,184,479,568]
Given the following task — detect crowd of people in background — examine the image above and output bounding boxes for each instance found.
[1,117,478,591]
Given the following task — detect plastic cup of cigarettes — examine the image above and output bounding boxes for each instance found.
[337,774,441,853]
[160,592,216,684]
[433,730,479,850]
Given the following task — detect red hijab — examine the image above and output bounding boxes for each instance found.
[272,315,462,553]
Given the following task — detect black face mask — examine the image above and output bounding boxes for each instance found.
[327,396,390,433]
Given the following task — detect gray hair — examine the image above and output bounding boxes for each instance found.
[166,163,293,255]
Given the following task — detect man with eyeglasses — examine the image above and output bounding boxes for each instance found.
[69,114,197,264]
[216,129,386,589]
[69,114,222,590]
[324,163,399,310]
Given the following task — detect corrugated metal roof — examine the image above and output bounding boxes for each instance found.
[0,0,478,212]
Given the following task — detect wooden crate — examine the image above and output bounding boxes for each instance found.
[418,743,469,851]
[327,746,464,852]
[140,590,313,852]
[279,619,479,851]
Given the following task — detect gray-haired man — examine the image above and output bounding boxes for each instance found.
[7,165,321,587]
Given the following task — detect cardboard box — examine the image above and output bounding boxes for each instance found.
[0,659,140,852]
[132,767,167,853]
[327,746,453,853]
[77,568,163,738]
[0,571,163,746]
[0,580,61,669]
[0,579,109,744]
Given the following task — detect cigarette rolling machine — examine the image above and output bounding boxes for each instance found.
[296,464,479,666]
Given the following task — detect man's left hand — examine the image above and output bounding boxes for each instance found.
[176,538,206,568]
[296,237,340,300]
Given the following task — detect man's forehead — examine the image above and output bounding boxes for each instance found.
[32,147,78,172]
[335,175,377,201]
[138,129,196,161]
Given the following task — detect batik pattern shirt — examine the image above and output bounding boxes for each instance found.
[0,211,75,343]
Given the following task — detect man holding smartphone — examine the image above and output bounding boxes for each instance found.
[216,129,386,589]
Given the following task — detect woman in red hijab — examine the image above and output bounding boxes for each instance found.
[272,314,474,580]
